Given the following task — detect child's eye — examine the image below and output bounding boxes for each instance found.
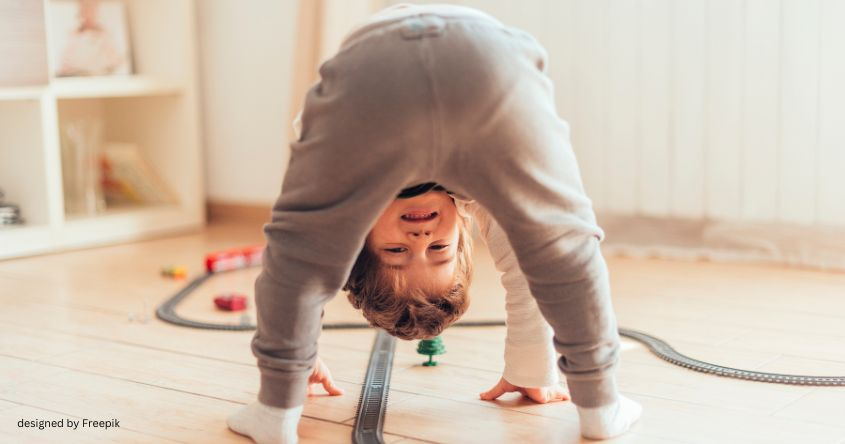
[429,244,449,250]
[385,247,407,253]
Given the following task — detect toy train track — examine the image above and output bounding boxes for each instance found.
[353,330,396,444]
[155,258,505,331]
[157,270,845,387]
[156,262,845,443]
[156,270,845,384]
[618,328,845,386]
[154,270,505,331]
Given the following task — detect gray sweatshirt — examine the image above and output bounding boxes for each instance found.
[251,4,621,410]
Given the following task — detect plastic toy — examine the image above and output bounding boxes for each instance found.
[0,188,24,226]
[416,336,446,366]
[160,265,187,279]
[127,311,150,323]
[205,245,264,273]
[214,293,248,311]
[128,300,150,324]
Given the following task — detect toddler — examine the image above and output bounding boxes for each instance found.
[228,4,641,443]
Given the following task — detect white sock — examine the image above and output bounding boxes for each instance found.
[227,400,303,444]
[577,395,642,440]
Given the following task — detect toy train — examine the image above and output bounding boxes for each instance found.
[205,245,264,273]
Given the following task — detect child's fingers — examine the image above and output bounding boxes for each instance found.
[543,386,570,403]
[479,387,504,400]
[544,390,568,403]
[320,375,345,396]
[552,387,570,402]
[523,388,551,404]
[320,365,344,396]
[479,381,511,400]
[308,372,322,385]
[521,387,569,404]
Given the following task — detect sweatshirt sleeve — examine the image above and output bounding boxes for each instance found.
[461,200,559,387]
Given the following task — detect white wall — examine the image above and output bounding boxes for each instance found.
[199,0,845,226]
[196,0,299,204]
[390,0,845,227]
[320,0,383,62]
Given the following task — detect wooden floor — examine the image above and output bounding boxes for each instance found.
[2,220,845,443]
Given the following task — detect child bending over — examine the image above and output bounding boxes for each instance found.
[228,4,641,443]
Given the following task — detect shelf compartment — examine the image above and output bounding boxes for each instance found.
[57,94,198,219]
[0,99,50,228]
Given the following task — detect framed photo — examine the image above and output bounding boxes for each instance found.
[48,0,133,77]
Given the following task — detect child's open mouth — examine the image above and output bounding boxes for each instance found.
[401,211,438,222]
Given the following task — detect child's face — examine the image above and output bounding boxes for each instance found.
[366,190,460,291]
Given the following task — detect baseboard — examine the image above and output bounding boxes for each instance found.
[597,213,845,271]
[206,201,271,225]
[202,204,845,271]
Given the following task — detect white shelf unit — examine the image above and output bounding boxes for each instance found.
[51,75,183,99]
[0,0,204,260]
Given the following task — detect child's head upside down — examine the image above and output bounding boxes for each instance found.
[343,184,473,340]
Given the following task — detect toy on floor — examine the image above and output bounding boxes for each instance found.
[214,293,248,311]
[158,273,845,385]
[127,311,150,323]
[416,336,446,366]
[160,265,187,279]
[205,245,264,273]
[128,300,151,324]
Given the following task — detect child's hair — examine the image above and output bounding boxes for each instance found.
[343,214,473,340]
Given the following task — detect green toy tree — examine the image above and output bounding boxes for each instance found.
[417,336,446,366]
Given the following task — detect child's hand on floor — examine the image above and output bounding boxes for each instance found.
[479,376,569,404]
[307,357,344,396]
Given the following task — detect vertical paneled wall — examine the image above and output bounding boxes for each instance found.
[387,0,845,226]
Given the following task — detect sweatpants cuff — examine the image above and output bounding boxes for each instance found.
[567,374,619,408]
[257,372,309,409]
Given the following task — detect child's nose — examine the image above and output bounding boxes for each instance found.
[408,230,432,239]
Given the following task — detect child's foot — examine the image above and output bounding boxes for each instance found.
[227,401,303,444]
[577,395,642,440]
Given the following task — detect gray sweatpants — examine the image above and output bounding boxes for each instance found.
[253,9,621,409]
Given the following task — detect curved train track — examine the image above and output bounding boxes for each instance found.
[156,271,845,444]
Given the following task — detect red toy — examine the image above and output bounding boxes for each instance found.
[205,245,264,273]
[214,293,248,311]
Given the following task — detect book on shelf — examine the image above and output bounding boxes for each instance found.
[101,142,178,208]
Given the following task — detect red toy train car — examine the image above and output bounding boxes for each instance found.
[205,245,264,273]
[214,293,248,311]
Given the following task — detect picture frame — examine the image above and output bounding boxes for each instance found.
[47,0,133,77]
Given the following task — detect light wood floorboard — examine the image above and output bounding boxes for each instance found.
[1,220,844,443]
